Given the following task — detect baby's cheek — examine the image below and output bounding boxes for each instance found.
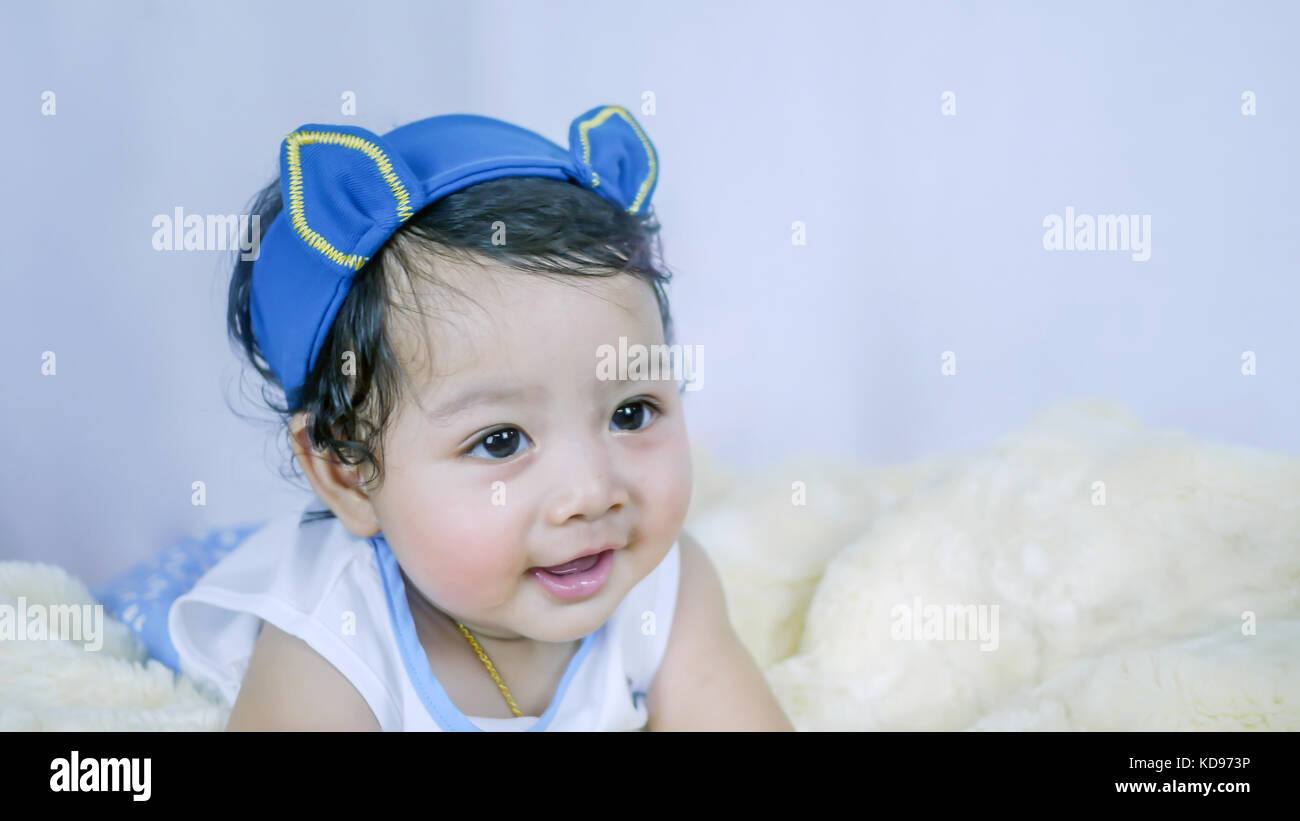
[641,426,694,545]
[383,480,519,605]
[419,513,524,607]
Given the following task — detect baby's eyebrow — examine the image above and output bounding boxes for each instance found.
[423,383,547,424]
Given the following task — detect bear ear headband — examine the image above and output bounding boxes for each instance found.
[249,104,659,406]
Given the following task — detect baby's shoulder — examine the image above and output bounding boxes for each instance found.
[225,620,382,731]
[170,505,401,728]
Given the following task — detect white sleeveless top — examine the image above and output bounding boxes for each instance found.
[167,503,681,732]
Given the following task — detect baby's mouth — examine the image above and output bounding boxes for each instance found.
[529,549,616,600]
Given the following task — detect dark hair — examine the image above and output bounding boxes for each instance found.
[227,175,676,526]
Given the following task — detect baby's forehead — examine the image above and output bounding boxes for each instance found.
[409,254,648,315]
[389,259,660,384]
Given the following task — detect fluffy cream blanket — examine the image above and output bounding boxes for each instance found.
[3,399,1296,730]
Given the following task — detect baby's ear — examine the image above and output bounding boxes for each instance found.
[288,412,381,538]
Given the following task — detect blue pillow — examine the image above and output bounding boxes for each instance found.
[93,522,264,672]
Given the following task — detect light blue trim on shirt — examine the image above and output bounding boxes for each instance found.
[369,533,600,732]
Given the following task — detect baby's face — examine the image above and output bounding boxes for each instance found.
[366,259,693,643]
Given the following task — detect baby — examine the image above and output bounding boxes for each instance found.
[168,105,792,731]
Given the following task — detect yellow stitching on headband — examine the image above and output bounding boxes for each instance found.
[283,130,415,271]
[576,106,657,215]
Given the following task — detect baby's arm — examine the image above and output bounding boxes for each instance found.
[225,621,382,732]
[645,531,795,731]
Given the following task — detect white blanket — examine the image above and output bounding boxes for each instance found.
[0,562,225,731]
[690,399,1299,730]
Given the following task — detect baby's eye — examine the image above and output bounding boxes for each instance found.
[611,400,659,432]
[466,427,532,460]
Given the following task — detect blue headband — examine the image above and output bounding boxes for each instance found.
[249,104,659,406]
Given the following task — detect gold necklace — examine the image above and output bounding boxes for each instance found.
[405,572,523,718]
[452,620,524,718]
